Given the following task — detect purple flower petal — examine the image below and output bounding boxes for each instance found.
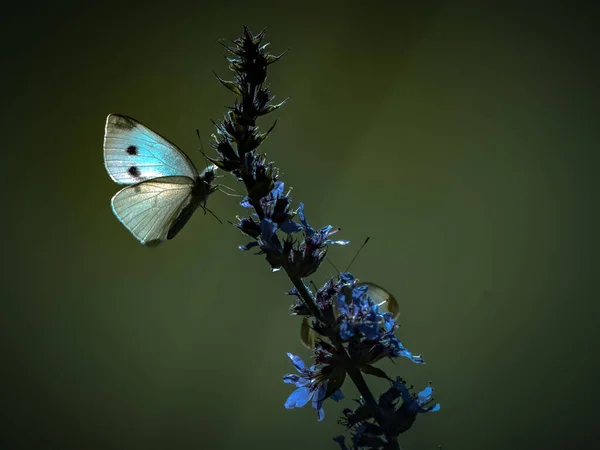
[297,203,314,235]
[285,386,311,409]
[417,386,433,403]
[280,219,302,234]
[239,241,259,251]
[286,353,305,372]
[260,218,277,238]
[282,374,301,384]
[330,389,344,402]
[240,197,253,208]
[316,406,325,421]
[283,373,310,387]
[311,382,327,411]
[271,181,285,197]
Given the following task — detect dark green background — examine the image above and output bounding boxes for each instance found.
[2,1,598,449]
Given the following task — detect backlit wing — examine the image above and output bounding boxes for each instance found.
[110,176,196,245]
[104,114,198,184]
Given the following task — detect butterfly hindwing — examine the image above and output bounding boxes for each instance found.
[104,114,198,185]
[110,176,196,246]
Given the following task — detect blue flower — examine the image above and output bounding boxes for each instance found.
[283,353,344,421]
[393,380,441,415]
[334,273,425,365]
[219,26,439,447]
[297,203,349,246]
[241,181,302,234]
[336,378,440,448]
[286,203,349,277]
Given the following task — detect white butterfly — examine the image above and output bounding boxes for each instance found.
[103,113,218,246]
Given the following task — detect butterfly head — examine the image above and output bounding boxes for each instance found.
[199,164,218,185]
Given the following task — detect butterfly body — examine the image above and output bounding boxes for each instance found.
[103,114,217,245]
[165,168,218,241]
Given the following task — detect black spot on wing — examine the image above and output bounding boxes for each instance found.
[126,145,138,155]
[128,166,141,177]
[110,115,137,130]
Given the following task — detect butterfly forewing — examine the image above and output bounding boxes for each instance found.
[111,176,196,246]
[104,114,198,185]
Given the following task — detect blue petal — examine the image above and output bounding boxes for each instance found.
[283,374,310,387]
[358,321,380,340]
[330,389,344,402]
[428,403,441,412]
[297,203,315,235]
[391,339,425,364]
[417,386,433,403]
[285,386,311,409]
[311,382,327,411]
[297,203,307,225]
[271,181,285,197]
[316,406,325,421]
[239,241,259,251]
[320,225,334,235]
[240,197,253,208]
[339,320,354,340]
[382,313,395,332]
[339,272,355,283]
[260,218,278,239]
[282,374,300,384]
[336,292,350,316]
[286,353,305,372]
[352,284,369,304]
[409,353,425,364]
[280,219,303,234]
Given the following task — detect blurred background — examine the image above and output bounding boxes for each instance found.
[1,1,598,449]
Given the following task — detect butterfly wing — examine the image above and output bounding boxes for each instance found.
[110,176,197,246]
[104,114,198,184]
[358,282,401,319]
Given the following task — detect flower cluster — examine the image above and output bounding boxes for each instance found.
[207,27,286,203]
[238,193,349,274]
[334,273,424,365]
[334,377,440,450]
[283,351,345,421]
[284,273,430,423]
[211,26,440,450]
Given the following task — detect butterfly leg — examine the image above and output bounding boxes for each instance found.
[199,205,223,224]
[216,184,243,197]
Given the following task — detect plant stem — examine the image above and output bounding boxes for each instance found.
[287,274,399,450]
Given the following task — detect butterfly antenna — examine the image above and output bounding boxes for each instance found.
[326,256,341,274]
[195,128,212,169]
[345,236,370,272]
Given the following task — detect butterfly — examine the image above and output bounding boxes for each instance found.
[103,113,218,246]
